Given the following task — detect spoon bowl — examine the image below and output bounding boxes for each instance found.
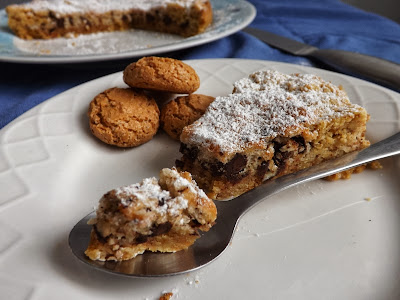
[69,132,400,277]
[69,204,237,277]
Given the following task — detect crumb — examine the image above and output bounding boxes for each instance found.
[39,49,51,54]
[159,292,173,300]
[185,275,200,286]
[324,165,366,181]
[160,288,179,300]
[324,161,382,181]
[368,161,383,170]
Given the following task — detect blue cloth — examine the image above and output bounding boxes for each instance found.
[1,0,400,129]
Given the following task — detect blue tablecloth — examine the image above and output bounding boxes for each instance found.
[1,0,400,129]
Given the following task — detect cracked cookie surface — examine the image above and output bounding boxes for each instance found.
[123,56,200,94]
[161,94,215,140]
[88,87,160,147]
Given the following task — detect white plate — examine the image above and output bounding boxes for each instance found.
[1,59,400,299]
[0,0,255,64]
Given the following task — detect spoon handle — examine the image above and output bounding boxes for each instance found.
[218,131,400,219]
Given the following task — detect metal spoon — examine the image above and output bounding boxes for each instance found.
[69,132,400,277]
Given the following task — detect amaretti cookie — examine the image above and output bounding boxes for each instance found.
[88,87,159,147]
[177,70,370,200]
[123,56,200,94]
[161,94,215,140]
[85,167,217,261]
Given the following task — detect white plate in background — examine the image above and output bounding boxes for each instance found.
[0,0,256,63]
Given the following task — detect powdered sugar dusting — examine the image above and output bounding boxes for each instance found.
[112,168,211,218]
[114,176,187,217]
[161,167,208,202]
[116,177,169,208]
[13,0,195,14]
[161,168,196,194]
[182,70,364,153]
[13,29,182,56]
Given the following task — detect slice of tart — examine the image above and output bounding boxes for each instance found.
[177,70,370,200]
[6,0,213,40]
[85,167,216,261]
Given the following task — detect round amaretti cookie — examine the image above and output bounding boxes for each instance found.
[160,94,215,140]
[123,56,200,94]
[88,87,160,147]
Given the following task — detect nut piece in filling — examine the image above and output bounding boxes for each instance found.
[177,70,370,200]
[85,167,217,261]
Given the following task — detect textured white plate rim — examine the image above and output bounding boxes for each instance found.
[1,59,400,299]
[0,1,256,64]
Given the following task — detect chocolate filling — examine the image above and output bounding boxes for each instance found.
[163,15,172,25]
[273,135,308,174]
[54,16,64,28]
[224,153,248,182]
[135,222,173,244]
[158,196,167,206]
[178,135,311,191]
[256,161,269,180]
[273,150,292,174]
[190,219,202,227]
[180,21,189,29]
[175,159,184,169]
[179,143,198,160]
[225,154,247,176]
[209,161,224,176]
[202,153,248,182]
[95,221,173,245]
[135,234,148,244]
[292,136,306,153]
[179,145,249,183]
[93,225,107,244]
[151,222,172,236]
[146,13,155,23]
